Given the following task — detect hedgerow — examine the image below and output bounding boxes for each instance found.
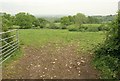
[93,11,120,79]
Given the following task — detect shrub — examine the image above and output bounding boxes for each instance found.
[60,24,67,29]
[82,24,100,32]
[94,11,120,79]
[49,23,60,29]
[98,24,110,31]
[87,27,99,32]
[11,25,20,29]
[79,25,88,32]
[2,13,13,42]
[94,55,119,79]
[45,23,50,28]
[67,24,79,31]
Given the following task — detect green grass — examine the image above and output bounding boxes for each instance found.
[3,49,23,66]
[83,24,101,27]
[19,29,105,51]
[3,29,105,65]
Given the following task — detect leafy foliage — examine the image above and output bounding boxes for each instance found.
[67,24,110,32]
[60,16,74,26]
[2,12,114,31]
[2,13,13,31]
[87,16,100,24]
[60,13,87,27]
[49,23,60,29]
[94,11,120,79]
[94,55,119,79]
[15,12,36,29]
[74,13,87,25]
[33,18,49,28]
[92,15,115,23]
[1,13,13,46]
[67,24,79,31]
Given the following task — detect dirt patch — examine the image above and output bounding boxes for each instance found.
[2,42,100,79]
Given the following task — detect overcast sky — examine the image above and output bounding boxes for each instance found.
[0,0,119,16]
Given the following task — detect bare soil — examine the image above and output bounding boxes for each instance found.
[2,42,100,79]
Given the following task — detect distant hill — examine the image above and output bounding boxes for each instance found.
[35,15,64,22]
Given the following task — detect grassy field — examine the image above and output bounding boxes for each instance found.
[19,29,105,51]
[3,29,105,64]
[82,24,101,27]
[4,29,105,65]
[3,29,106,79]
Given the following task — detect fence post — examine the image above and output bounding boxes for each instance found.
[16,29,19,51]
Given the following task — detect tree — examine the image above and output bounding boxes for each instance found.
[68,16,74,24]
[87,16,100,24]
[60,15,75,26]
[33,18,49,28]
[74,13,87,26]
[15,12,36,29]
[2,13,13,31]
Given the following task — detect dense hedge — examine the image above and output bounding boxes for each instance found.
[93,11,120,79]
[2,13,13,44]
[67,24,110,32]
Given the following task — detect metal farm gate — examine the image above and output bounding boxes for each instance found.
[0,29,19,64]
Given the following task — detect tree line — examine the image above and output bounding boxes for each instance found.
[2,12,114,32]
[2,12,49,29]
[60,13,100,27]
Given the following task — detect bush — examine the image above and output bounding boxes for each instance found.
[79,25,88,32]
[82,24,100,32]
[98,24,110,31]
[45,23,50,29]
[11,25,20,29]
[80,24,110,32]
[87,27,99,32]
[67,25,79,31]
[60,24,67,29]
[49,23,60,29]
[2,14,13,48]
[94,55,119,79]
[94,11,120,79]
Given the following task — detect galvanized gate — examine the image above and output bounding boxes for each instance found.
[0,29,19,64]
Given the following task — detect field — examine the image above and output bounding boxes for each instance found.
[82,24,101,27]
[3,29,105,79]
[19,29,104,49]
